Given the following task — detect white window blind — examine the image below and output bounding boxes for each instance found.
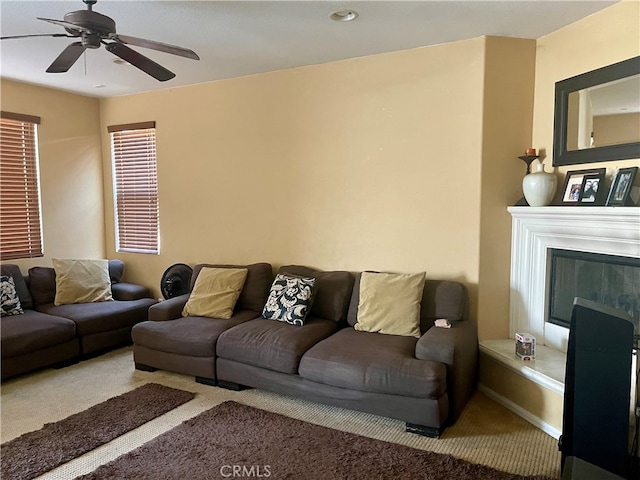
[0,111,43,261]
[109,121,159,254]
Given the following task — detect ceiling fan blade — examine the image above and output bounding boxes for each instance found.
[1,33,72,40]
[46,42,86,73]
[105,42,175,82]
[37,17,89,34]
[114,34,200,60]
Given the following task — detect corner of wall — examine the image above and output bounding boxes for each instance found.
[477,36,537,341]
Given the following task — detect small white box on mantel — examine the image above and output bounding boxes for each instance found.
[515,333,536,360]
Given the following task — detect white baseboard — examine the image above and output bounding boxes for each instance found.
[478,383,562,440]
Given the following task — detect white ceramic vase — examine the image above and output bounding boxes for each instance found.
[522,163,557,207]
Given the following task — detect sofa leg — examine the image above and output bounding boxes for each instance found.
[217,379,248,391]
[135,363,158,372]
[405,422,444,438]
[195,376,217,386]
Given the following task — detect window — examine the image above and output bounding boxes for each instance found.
[0,111,43,260]
[109,121,160,254]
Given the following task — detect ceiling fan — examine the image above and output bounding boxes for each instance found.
[0,0,199,82]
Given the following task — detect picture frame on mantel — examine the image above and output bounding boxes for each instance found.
[606,167,638,206]
[561,168,606,204]
[577,172,606,206]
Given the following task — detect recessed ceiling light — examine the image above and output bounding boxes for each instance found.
[113,58,131,65]
[92,84,106,88]
[330,10,359,22]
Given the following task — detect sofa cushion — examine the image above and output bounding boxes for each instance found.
[420,280,468,329]
[1,310,77,357]
[29,266,57,305]
[278,266,354,323]
[108,259,125,283]
[262,274,315,326]
[36,298,156,336]
[191,263,272,313]
[52,258,113,305]
[0,264,33,310]
[217,317,338,374]
[299,328,446,398]
[132,310,259,357]
[111,283,152,301]
[182,267,248,319]
[1,276,23,316]
[348,276,468,333]
[354,271,425,338]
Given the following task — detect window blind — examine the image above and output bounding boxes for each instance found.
[0,111,43,261]
[109,122,159,254]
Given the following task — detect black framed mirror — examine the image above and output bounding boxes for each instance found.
[553,56,640,166]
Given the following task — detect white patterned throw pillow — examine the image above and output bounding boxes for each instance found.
[262,274,315,326]
[1,275,23,316]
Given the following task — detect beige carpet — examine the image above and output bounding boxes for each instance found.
[1,346,561,479]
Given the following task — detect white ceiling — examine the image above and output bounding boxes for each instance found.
[0,0,618,99]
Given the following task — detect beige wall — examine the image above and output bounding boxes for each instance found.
[593,112,640,147]
[0,80,104,274]
[100,38,490,306]
[532,0,640,197]
[473,26,638,344]
[0,36,538,341]
[478,37,536,340]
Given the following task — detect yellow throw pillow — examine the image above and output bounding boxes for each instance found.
[354,271,426,338]
[182,267,248,319]
[52,258,113,306]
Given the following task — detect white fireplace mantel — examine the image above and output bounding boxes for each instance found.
[508,206,640,352]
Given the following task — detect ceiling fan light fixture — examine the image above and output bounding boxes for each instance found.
[330,10,359,22]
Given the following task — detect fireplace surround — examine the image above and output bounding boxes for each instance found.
[479,206,639,439]
[508,206,640,352]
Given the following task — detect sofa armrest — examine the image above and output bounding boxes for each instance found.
[415,320,478,422]
[148,294,190,321]
[111,282,151,301]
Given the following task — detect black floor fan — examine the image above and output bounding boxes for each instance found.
[160,263,193,299]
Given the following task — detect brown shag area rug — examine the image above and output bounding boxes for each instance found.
[1,383,195,480]
[77,401,554,480]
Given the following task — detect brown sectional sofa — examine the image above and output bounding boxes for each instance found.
[133,263,478,437]
[1,261,157,380]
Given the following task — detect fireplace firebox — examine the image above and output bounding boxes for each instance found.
[548,249,640,333]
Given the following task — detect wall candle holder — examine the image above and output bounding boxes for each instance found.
[515,155,540,206]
